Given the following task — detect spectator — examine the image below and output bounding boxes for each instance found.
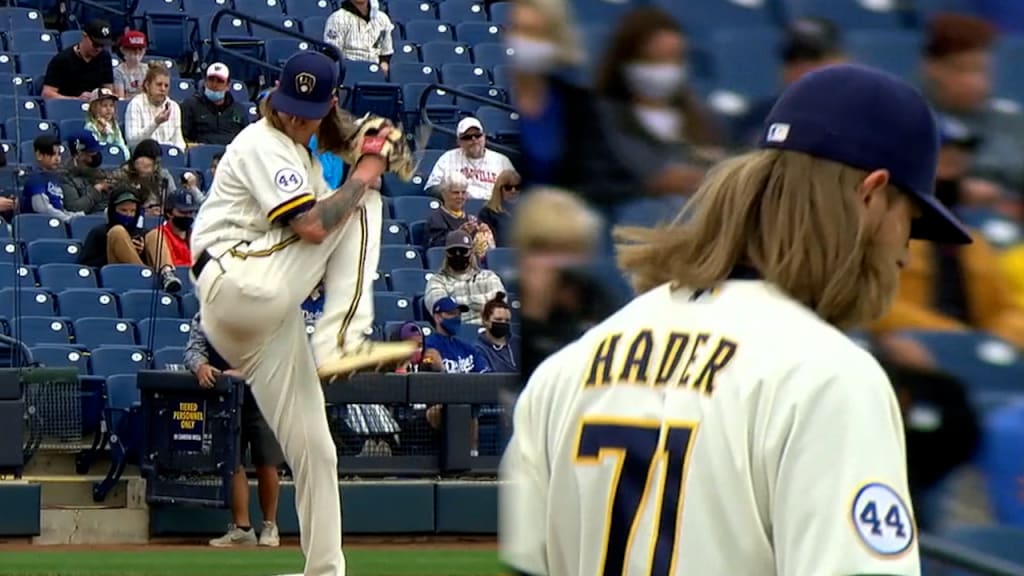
[113,30,149,100]
[735,18,846,147]
[21,135,82,222]
[41,19,114,100]
[595,6,723,197]
[155,190,196,267]
[184,313,282,549]
[85,87,129,160]
[310,134,345,189]
[125,62,186,150]
[323,0,395,73]
[181,151,221,203]
[475,292,519,373]
[923,13,1024,202]
[393,321,442,373]
[427,172,470,247]
[424,230,506,325]
[0,196,14,221]
[61,130,110,215]
[302,281,326,330]
[78,184,181,293]
[478,169,520,247]
[112,139,177,215]
[182,63,249,146]
[424,117,515,200]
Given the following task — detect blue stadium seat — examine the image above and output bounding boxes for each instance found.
[388,0,437,24]
[455,22,501,46]
[393,41,421,64]
[69,214,105,241]
[476,105,516,135]
[119,290,179,320]
[159,144,187,167]
[56,289,119,320]
[709,28,782,101]
[41,98,88,124]
[472,42,507,69]
[404,20,454,44]
[485,246,516,280]
[425,246,446,270]
[286,0,334,19]
[381,219,410,245]
[382,172,429,197]
[187,144,224,170]
[465,198,485,215]
[142,12,194,60]
[390,61,440,85]
[492,64,511,90]
[0,75,33,98]
[302,16,327,38]
[179,291,198,319]
[168,78,195,102]
[13,213,68,242]
[389,267,432,295]
[27,239,81,265]
[95,371,142,500]
[940,526,1024,566]
[371,270,388,292]
[654,0,775,40]
[137,317,191,350]
[0,263,35,288]
[8,118,56,145]
[152,346,185,370]
[401,82,454,126]
[393,195,440,223]
[135,0,182,15]
[265,37,316,68]
[59,30,82,51]
[12,315,70,345]
[440,0,487,22]
[380,245,424,270]
[441,63,488,86]
[408,219,428,246]
[995,35,1024,105]
[780,0,905,30]
[0,239,23,265]
[74,317,137,348]
[234,0,285,18]
[99,144,127,167]
[30,344,89,372]
[417,149,444,175]
[846,30,921,82]
[0,53,14,74]
[0,8,45,30]
[421,41,472,67]
[455,84,506,114]
[345,61,388,85]
[259,15,304,41]
[90,345,149,377]
[456,321,483,342]
[100,264,160,291]
[39,264,97,290]
[488,1,511,24]
[350,83,403,123]
[615,196,688,228]
[16,51,53,77]
[59,118,86,139]
[374,292,416,323]
[7,29,58,53]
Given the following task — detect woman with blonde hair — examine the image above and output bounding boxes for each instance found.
[501,66,972,576]
[124,62,185,150]
[85,87,129,161]
[478,169,520,247]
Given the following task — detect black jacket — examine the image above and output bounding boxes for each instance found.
[180,92,248,146]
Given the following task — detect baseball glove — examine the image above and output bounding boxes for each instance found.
[340,114,417,181]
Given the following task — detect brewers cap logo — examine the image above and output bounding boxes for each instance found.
[101,26,110,36]
[295,72,317,95]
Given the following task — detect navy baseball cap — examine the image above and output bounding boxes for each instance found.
[937,115,981,150]
[759,64,972,245]
[271,51,339,120]
[432,297,469,315]
[168,190,197,213]
[67,130,100,155]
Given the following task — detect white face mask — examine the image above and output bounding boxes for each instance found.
[624,63,687,102]
[504,35,561,74]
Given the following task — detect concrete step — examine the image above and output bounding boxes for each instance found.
[35,507,150,545]
[22,449,141,479]
[23,475,147,510]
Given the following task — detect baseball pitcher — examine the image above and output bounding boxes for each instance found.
[500,65,973,576]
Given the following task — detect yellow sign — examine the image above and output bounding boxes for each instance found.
[172,402,204,430]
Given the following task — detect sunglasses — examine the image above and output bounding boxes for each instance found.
[447,248,470,257]
[459,133,483,141]
[501,184,519,192]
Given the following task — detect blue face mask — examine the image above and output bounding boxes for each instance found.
[204,88,226,102]
[440,316,462,336]
[113,213,137,230]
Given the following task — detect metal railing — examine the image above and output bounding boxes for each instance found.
[209,8,340,79]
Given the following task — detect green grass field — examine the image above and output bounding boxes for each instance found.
[0,548,501,576]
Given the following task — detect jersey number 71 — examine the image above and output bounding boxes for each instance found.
[574,418,699,576]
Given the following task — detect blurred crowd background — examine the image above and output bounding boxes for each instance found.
[506,0,1024,554]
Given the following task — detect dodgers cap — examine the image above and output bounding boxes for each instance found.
[67,130,100,154]
[433,297,469,315]
[272,51,339,120]
[759,63,971,245]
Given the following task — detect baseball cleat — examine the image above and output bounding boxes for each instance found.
[317,341,418,382]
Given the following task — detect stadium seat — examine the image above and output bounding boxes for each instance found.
[421,41,472,67]
[401,82,455,127]
[159,144,187,167]
[18,51,56,77]
[0,53,14,74]
[74,317,137,348]
[69,214,105,241]
[286,0,334,19]
[455,84,505,114]
[55,289,119,320]
[30,344,89,372]
[980,402,1024,527]
[41,98,89,124]
[846,30,922,82]
[476,105,517,135]
[393,41,421,64]
[39,264,97,290]
[168,78,195,102]
[465,198,485,215]
[425,246,446,270]
[390,267,433,295]
[939,526,1024,566]
[137,317,191,350]
[0,8,45,30]
[187,144,224,170]
[90,346,149,377]
[0,263,36,288]
[393,196,441,222]
[152,346,185,370]
[484,247,516,277]
[382,172,429,197]
[100,264,160,292]
[456,322,484,342]
[95,372,142,500]
[265,37,316,68]
[381,219,410,245]
[455,22,501,46]
[58,30,81,51]
[492,64,511,90]
[135,0,182,15]
[418,149,444,174]
[440,0,486,22]
[390,61,440,85]
[26,239,80,265]
[302,16,327,38]
[59,118,86,139]
[179,292,198,319]
[404,20,454,44]
[119,290,180,320]
[656,0,775,40]
[141,12,193,61]
[779,0,906,30]
[9,118,56,145]
[995,35,1024,105]
[374,292,416,323]
[0,76,35,100]
[440,63,489,86]
[7,29,58,53]
[408,219,428,246]
[234,0,285,18]
[472,42,507,68]
[345,61,388,85]
[388,0,438,24]
[709,28,781,101]
[0,239,23,265]
[373,270,389,292]
[615,196,688,228]
[13,214,68,242]
[350,83,403,123]
[99,144,127,167]
[12,315,70,345]
[380,245,424,270]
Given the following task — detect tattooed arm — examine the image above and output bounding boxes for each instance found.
[289,156,386,243]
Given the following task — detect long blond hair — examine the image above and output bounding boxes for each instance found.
[615,149,899,328]
[513,186,602,255]
[485,169,521,214]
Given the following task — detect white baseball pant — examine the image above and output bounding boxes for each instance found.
[193,191,383,576]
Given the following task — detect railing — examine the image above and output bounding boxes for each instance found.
[209,8,340,78]
[921,533,1024,576]
[417,83,520,161]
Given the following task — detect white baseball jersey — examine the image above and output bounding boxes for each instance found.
[500,279,919,576]
[191,118,330,256]
[424,148,515,200]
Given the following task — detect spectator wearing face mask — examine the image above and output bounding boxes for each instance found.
[112,139,177,215]
[21,135,83,222]
[181,62,249,146]
[78,185,181,293]
[61,130,111,215]
[424,230,506,325]
[424,297,491,374]
[424,117,515,200]
[594,6,723,198]
[475,292,518,373]
[156,190,196,267]
[113,30,149,100]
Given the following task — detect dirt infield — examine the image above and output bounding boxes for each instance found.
[0,535,497,552]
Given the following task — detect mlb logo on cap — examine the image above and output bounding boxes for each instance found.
[766,123,790,143]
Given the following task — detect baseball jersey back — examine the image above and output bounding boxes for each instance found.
[500,279,919,576]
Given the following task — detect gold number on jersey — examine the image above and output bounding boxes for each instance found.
[574,417,699,576]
